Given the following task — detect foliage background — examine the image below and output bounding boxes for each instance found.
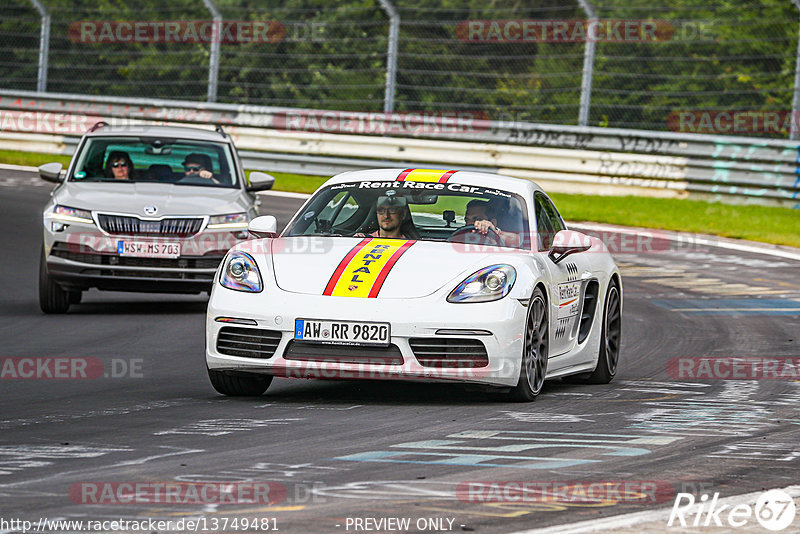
[0,0,796,135]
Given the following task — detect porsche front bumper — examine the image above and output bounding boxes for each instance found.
[206,284,528,387]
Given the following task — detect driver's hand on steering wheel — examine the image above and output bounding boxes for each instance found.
[473,219,497,235]
[199,170,220,184]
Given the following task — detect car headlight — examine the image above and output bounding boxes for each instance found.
[48,205,94,225]
[220,251,263,292]
[447,264,516,303]
[207,212,248,229]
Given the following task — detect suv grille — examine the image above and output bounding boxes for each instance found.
[409,338,489,368]
[216,327,282,359]
[98,214,203,237]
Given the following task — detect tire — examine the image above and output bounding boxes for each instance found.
[208,368,272,396]
[509,287,548,401]
[39,246,70,314]
[585,280,621,384]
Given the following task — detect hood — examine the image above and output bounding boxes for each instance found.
[57,182,248,217]
[268,237,493,299]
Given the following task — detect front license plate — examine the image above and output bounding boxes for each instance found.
[117,240,181,259]
[294,319,390,346]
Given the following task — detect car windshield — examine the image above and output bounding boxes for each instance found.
[285,179,530,250]
[68,136,238,188]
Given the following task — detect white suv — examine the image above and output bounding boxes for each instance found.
[38,123,275,313]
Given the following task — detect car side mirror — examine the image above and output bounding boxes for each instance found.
[246,171,275,192]
[548,229,592,264]
[39,162,64,183]
[248,215,278,238]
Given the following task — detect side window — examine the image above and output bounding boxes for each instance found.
[540,195,565,234]
[316,192,353,223]
[332,196,360,226]
[297,192,361,235]
[535,193,557,250]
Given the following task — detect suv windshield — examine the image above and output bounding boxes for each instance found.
[285,179,531,250]
[69,136,238,188]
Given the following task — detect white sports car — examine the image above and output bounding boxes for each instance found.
[206,168,622,401]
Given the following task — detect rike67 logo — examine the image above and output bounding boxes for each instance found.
[669,489,797,531]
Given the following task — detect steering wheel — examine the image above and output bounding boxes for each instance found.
[447,224,503,246]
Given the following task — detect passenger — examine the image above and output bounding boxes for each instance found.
[104,151,135,180]
[463,199,519,247]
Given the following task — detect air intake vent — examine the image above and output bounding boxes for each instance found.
[284,341,403,365]
[410,338,489,368]
[578,281,599,344]
[216,327,282,359]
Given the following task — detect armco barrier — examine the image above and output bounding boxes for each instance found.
[1,89,798,208]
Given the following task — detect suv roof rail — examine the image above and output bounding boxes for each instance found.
[215,124,228,138]
[88,121,109,132]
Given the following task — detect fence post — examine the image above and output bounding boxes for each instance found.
[202,0,221,102]
[577,0,596,127]
[791,0,800,140]
[28,0,50,93]
[377,0,399,113]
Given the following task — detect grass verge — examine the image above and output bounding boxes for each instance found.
[0,150,72,168]
[3,149,797,247]
[549,193,800,248]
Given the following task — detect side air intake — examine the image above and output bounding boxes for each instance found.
[577,281,599,344]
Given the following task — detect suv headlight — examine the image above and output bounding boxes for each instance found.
[447,264,516,303]
[220,251,263,292]
[208,212,248,229]
[49,205,93,224]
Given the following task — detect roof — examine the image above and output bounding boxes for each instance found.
[323,168,542,195]
[83,123,230,142]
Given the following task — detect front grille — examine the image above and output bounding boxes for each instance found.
[284,340,404,365]
[97,214,203,237]
[409,338,489,368]
[216,327,282,359]
[51,242,222,269]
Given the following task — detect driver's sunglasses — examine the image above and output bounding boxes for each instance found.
[111,162,128,168]
[377,207,402,215]
[184,165,202,172]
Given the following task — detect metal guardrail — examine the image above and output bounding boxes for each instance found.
[0,89,798,209]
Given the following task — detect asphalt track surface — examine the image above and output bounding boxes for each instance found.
[1,169,799,533]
